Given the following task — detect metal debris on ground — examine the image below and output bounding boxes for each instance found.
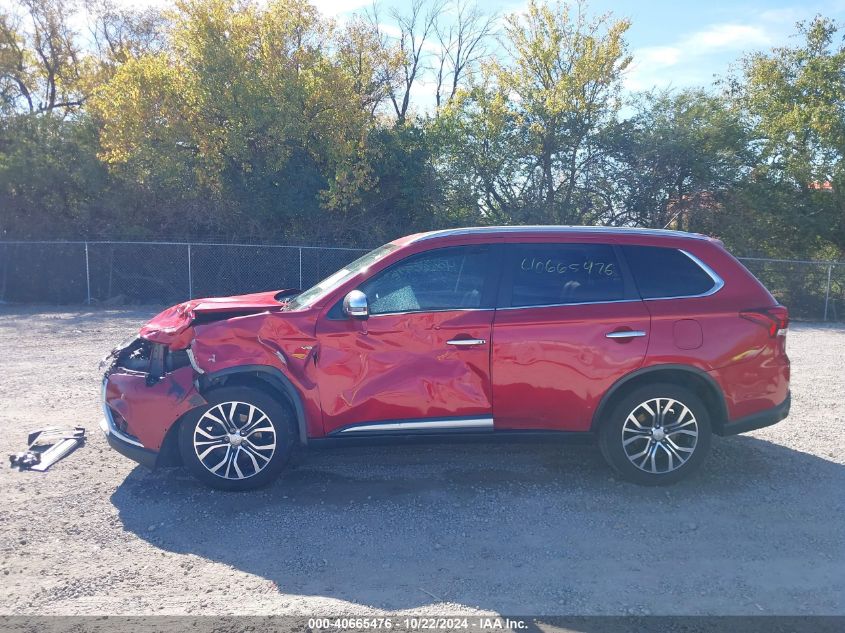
[9,427,86,472]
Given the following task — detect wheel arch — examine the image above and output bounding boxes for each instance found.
[198,365,309,445]
[590,364,728,433]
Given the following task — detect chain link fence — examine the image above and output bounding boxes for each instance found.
[0,241,369,308]
[739,257,844,322]
[0,241,842,321]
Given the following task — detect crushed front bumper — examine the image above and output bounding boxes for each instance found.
[100,380,159,468]
[99,416,158,468]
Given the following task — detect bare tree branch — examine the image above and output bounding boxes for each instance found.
[387,0,446,123]
[0,11,35,112]
[85,0,166,68]
[15,0,86,114]
[347,6,403,118]
[435,0,496,109]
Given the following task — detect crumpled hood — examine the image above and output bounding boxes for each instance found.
[139,290,293,346]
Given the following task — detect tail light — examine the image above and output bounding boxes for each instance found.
[740,305,789,337]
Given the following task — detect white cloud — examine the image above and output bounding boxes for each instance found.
[311,0,371,17]
[625,21,774,91]
[422,39,444,54]
[760,8,802,24]
[635,46,682,68]
[624,46,682,91]
[378,22,402,38]
[378,22,442,53]
[685,23,771,51]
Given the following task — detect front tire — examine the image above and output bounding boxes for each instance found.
[598,383,712,485]
[178,386,293,491]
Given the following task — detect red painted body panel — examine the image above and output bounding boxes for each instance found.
[104,366,206,450]
[709,350,790,420]
[315,309,494,432]
[636,240,776,372]
[101,227,791,458]
[492,301,650,431]
[628,238,789,418]
[139,290,291,347]
[188,311,324,438]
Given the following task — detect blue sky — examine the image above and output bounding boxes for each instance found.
[112,0,845,95]
[310,0,845,92]
[586,0,845,91]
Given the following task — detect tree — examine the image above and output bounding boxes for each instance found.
[1,0,843,262]
[0,115,111,238]
[432,74,529,224]
[385,0,446,123]
[608,89,751,231]
[0,0,88,115]
[335,14,403,118]
[433,0,496,109]
[435,0,631,225]
[89,0,430,242]
[733,16,845,255]
[87,0,167,68]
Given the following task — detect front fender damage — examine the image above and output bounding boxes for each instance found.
[190,315,312,378]
[107,309,322,456]
[187,312,322,439]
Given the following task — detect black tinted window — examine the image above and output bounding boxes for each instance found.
[622,246,716,299]
[508,243,625,307]
[360,246,489,315]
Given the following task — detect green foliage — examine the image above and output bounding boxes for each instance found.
[87,0,413,242]
[0,0,842,260]
[0,115,110,237]
[730,16,845,256]
[436,0,631,224]
[609,90,751,231]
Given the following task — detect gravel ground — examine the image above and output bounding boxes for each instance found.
[0,307,843,616]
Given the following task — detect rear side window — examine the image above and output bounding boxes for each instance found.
[507,243,625,307]
[622,246,718,299]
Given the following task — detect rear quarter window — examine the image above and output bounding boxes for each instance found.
[622,245,718,299]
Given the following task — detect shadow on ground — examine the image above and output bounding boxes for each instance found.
[111,435,845,614]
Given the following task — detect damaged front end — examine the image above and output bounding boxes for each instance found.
[99,289,305,469]
[100,336,207,469]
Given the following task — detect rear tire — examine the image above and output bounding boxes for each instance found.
[598,383,711,485]
[178,386,294,491]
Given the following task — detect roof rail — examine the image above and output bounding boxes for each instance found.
[413,225,711,242]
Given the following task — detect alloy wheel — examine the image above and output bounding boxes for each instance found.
[621,397,699,474]
[192,401,277,480]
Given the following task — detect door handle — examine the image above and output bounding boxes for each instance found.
[446,338,487,346]
[605,330,647,339]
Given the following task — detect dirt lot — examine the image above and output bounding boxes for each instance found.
[0,307,843,616]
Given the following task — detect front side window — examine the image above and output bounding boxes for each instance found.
[285,243,399,310]
[360,246,490,315]
[507,243,625,307]
[621,245,718,299]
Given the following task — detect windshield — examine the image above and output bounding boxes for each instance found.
[284,243,400,310]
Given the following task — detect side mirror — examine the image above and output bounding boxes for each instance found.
[342,290,369,320]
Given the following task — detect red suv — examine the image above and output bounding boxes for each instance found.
[100,227,791,489]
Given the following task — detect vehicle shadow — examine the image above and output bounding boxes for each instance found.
[110,434,845,614]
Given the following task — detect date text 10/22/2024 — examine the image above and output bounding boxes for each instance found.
[307,617,530,630]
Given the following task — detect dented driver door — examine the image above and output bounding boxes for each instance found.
[314,244,498,436]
